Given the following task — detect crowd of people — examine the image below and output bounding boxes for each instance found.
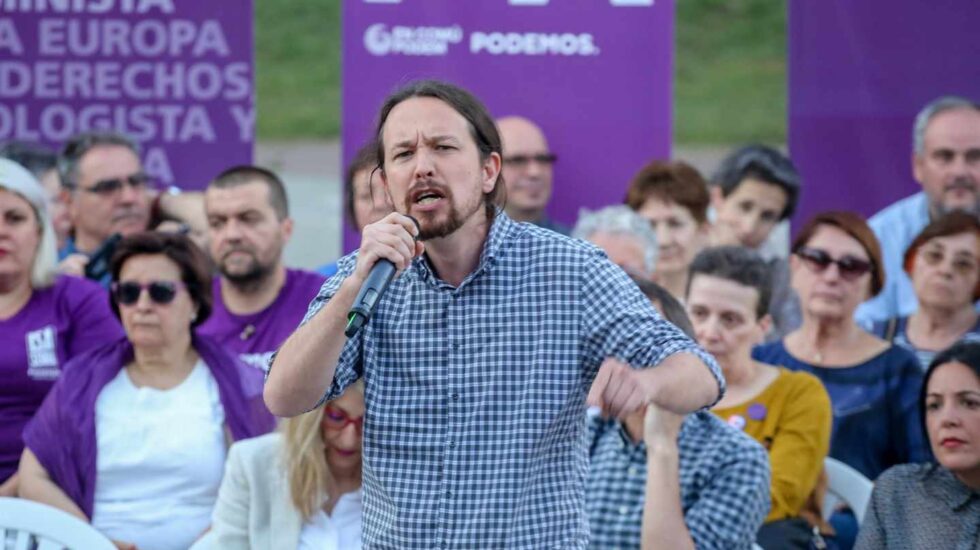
[0,83,978,550]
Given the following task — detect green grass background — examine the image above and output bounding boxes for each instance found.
[254,0,786,145]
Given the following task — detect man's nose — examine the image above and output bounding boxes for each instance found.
[413,149,436,179]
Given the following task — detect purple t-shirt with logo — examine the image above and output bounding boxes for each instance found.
[0,275,123,482]
[197,268,327,373]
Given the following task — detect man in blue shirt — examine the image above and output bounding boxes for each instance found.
[265,80,724,549]
[857,96,980,325]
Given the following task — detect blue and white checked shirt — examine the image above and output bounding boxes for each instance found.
[586,412,770,550]
[300,212,724,549]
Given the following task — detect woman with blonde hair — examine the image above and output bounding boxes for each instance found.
[194,382,364,549]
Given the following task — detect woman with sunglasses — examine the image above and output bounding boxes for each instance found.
[753,212,931,549]
[19,231,274,550]
[871,212,980,370]
[0,159,122,498]
[856,341,980,549]
[193,382,364,549]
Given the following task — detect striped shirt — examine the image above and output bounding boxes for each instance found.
[299,212,723,549]
[586,412,770,549]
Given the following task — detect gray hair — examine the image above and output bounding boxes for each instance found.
[913,96,980,155]
[572,205,658,275]
[58,130,140,189]
[0,159,58,288]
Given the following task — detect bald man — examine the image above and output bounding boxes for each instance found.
[497,116,569,235]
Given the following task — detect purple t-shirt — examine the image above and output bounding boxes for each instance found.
[0,276,123,482]
[197,268,326,373]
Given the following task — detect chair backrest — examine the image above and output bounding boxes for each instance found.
[821,457,874,524]
[0,497,116,550]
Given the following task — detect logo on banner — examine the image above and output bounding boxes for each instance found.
[26,325,59,380]
[470,32,599,56]
[364,24,463,56]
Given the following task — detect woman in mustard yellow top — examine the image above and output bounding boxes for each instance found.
[686,247,833,549]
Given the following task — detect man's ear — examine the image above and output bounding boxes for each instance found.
[482,152,502,194]
[756,313,773,341]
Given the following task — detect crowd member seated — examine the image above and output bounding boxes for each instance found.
[318,142,392,277]
[19,232,274,550]
[0,140,71,249]
[497,116,568,234]
[872,212,980,370]
[686,246,832,549]
[856,342,980,549]
[195,382,364,549]
[57,131,205,285]
[709,144,800,257]
[587,280,770,550]
[710,145,803,340]
[624,160,711,301]
[572,205,658,279]
[0,160,121,497]
[859,96,980,325]
[753,212,931,548]
[198,166,326,373]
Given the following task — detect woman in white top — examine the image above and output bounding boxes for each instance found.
[195,381,365,550]
[19,232,273,550]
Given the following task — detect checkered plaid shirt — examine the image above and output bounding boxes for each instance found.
[300,212,724,549]
[586,412,770,550]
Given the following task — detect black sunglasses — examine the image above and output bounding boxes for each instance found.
[79,173,153,195]
[112,281,183,305]
[795,247,873,281]
[503,153,558,168]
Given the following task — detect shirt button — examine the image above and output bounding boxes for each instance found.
[628,467,638,476]
[451,392,459,401]
[619,506,629,515]
[448,440,456,449]
[451,342,460,350]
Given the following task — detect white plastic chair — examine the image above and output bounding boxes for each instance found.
[821,457,874,524]
[0,497,116,550]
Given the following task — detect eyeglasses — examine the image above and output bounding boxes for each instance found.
[112,280,184,305]
[918,247,979,276]
[77,173,153,196]
[795,247,873,281]
[323,405,363,433]
[503,153,558,169]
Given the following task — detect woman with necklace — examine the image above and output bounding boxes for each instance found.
[753,212,932,549]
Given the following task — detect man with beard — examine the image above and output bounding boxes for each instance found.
[198,165,326,373]
[858,96,980,325]
[57,131,205,285]
[497,115,569,234]
[265,80,723,549]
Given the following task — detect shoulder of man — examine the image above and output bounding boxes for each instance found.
[868,192,928,236]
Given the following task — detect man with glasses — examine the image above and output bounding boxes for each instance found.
[57,131,204,285]
[497,116,569,234]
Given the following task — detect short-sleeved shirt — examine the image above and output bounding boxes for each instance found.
[296,212,723,549]
[752,341,930,480]
[197,269,326,373]
[585,412,770,550]
[0,275,122,482]
[871,315,980,371]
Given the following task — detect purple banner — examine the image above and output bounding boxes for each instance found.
[789,0,980,227]
[0,0,254,190]
[342,0,673,252]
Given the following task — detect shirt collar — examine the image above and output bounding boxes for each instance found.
[922,464,980,511]
[410,210,522,288]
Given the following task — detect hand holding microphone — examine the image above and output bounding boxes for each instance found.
[346,213,423,337]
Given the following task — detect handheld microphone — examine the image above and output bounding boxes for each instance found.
[345,216,420,337]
